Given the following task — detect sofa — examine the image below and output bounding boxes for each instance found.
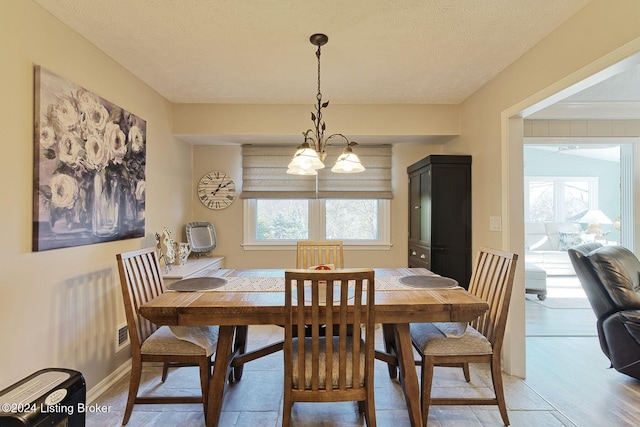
[525,222,594,275]
[568,243,640,380]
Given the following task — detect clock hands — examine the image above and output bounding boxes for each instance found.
[211,180,233,196]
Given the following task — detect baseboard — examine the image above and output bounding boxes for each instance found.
[86,359,131,404]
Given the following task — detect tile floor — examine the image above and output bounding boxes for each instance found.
[88,324,572,427]
[86,275,640,426]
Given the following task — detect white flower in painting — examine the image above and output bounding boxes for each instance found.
[40,126,56,149]
[82,102,109,135]
[76,88,97,112]
[85,134,110,170]
[128,125,144,153]
[105,122,127,164]
[135,180,145,201]
[57,133,83,166]
[53,98,79,132]
[50,174,78,209]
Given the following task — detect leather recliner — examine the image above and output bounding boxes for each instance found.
[568,243,640,380]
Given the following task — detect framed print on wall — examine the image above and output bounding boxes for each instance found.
[33,65,146,251]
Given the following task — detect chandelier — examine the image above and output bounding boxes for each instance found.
[287,34,365,175]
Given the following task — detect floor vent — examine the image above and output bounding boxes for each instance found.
[116,323,130,352]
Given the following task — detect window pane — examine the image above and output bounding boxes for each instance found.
[255,200,308,240]
[325,200,378,240]
[528,181,554,222]
[563,181,590,221]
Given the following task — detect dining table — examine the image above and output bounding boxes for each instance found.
[139,267,488,427]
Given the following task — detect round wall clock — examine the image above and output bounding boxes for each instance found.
[197,171,237,210]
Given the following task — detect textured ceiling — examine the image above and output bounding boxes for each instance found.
[34,0,591,105]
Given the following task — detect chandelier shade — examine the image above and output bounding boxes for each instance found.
[287,34,365,175]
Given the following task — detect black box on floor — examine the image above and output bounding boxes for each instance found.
[0,368,85,427]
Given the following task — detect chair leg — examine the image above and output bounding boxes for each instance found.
[282,390,292,427]
[364,392,377,426]
[420,356,435,427]
[462,362,471,382]
[382,324,398,379]
[490,359,510,426]
[232,326,248,382]
[199,357,211,423]
[161,361,170,382]
[122,359,142,425]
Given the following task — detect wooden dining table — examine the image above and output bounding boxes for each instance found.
[139,267,488,427]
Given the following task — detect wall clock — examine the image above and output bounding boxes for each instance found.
[197,171,237,210]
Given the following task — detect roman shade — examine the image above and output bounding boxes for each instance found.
[241,144,392,199]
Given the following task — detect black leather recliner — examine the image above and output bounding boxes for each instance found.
[568,243,640,380]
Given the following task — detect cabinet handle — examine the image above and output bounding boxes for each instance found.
[414,206,420,210]
[411,251,417,256]
[420,254,426,259]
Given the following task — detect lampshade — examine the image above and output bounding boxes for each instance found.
[331,148,365,173]
[576,209,613,225]
[287,145,324,174]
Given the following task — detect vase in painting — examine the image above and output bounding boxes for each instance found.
[92,170,120,237]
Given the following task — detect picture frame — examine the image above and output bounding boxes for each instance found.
[33,66,146,251]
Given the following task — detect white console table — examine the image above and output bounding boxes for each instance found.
[162,256,225,286]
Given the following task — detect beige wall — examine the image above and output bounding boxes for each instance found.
[190,144,444,269]
[0,1,192,392]
[4,0,640,396]
[450,0,640,376]
[173,104,460,138]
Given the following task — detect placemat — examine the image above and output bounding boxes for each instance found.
[166,277,228,291]
[398,275,458,288]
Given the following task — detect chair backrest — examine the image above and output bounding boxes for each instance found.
[284,269,375,392]
[576,244,640,312]
[467,247,518,354]
[568,242,617,320]
[296,240,344,269]
[116,247,165,352]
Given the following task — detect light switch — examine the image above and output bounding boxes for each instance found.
[489,216,502,232]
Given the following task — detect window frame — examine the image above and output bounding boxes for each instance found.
[242,199,391,250]
[524,176,598,222]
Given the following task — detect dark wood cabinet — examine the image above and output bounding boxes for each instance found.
[407,155,472,288]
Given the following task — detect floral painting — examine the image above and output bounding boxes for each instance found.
[33,66,146,251]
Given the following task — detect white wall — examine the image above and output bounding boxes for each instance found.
[0,0,192,391]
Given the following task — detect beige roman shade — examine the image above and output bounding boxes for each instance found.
[241,144,392,199]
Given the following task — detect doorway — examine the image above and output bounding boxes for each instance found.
[522,142,629,336]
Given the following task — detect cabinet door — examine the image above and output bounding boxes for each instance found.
[419,166,432,245]
[431,164,469,251]
[408,171,421,242]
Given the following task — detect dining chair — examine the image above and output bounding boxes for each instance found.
[409,247,518,426]
[116,247,236,425]
[283,269,376,426]
[296,240,344,269]
[231,241,346,370]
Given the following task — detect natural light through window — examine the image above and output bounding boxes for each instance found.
[244,199,389,248]
[525,177,597,222]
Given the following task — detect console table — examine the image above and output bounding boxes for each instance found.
[162,256,225,286]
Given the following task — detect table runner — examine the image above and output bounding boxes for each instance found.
[170,269,461,292]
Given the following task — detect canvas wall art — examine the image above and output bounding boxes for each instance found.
[33,66,146,251]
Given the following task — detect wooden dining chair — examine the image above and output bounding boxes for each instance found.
[283,269,376,426]
[116,247,234,425]
[296,240,344,269]
[409,247,518,426]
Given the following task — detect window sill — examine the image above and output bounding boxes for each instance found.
[242,243,392,251]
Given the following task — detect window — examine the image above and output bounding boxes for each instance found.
[244,199,390,249]
[525,177,597,222]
